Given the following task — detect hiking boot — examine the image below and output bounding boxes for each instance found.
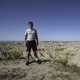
[37,60,41,64]
[26,61,29,65]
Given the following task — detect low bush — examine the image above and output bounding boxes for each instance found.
[0,45,23,59]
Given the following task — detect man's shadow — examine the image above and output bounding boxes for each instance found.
[29,59,51,64]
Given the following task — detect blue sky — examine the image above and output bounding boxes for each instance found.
[0,0,80,41]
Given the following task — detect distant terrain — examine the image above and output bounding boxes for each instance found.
[0,41,80,80]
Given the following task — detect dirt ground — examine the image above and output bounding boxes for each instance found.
[0,59,80,80]
[0,41,80,80]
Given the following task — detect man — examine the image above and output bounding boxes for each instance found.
[25,21,41,65]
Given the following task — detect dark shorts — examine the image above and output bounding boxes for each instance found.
[26,40,37,52]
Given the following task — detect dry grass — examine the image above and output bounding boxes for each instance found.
[0,41,80,80]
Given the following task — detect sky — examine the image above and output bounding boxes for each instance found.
[0,0,80,41]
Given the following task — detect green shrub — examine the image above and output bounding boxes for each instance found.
[7,46,23,59]
[0,45,23,60]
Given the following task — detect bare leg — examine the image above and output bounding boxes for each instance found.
[26,50,31,65]
[33,50,41,64]
[27,51,30,62]
[33,51,39,60]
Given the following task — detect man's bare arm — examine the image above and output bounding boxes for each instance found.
[25,32,27,41]
[35,30,39,46]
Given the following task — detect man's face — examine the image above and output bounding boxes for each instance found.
[28,24,33,29]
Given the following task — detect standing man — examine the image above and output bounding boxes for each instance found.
[25,21,41,65]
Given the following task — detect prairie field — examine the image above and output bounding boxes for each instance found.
[0,41,80,80]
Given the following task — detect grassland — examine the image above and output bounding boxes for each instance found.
[0,41,80,80]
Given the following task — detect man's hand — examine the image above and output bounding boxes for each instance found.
[24,40,26,46]
[36,40,39,46]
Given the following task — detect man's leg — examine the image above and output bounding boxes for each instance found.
[33,50,38,60]
[26,50,31,65]
[32,40,41,64]
[27,51,30,62]
[33,50,41,64]
[26,41,31,65]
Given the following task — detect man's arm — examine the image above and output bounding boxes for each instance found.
[35,30,39,46]
[25,31,28,41]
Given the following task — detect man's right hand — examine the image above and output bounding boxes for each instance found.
[36,41,39,46]
[24,40,26,46]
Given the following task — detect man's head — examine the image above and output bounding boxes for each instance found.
[28,21,34,29]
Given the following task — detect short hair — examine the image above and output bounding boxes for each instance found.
[28,21,34,27]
